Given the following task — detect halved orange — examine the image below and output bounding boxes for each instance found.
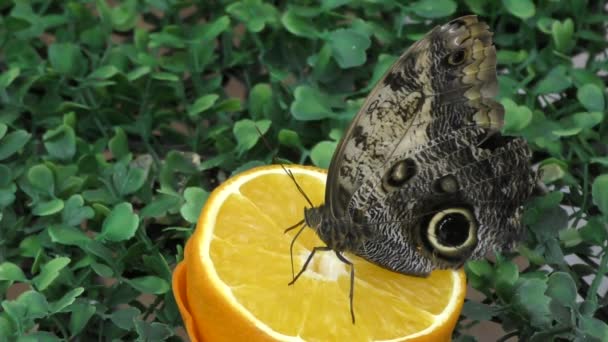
[172,165,466,341]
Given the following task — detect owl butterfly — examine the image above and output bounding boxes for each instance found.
[285,15,537,323]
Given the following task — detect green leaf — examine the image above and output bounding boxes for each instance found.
[126,275,170,294]
[580,217,607,245]
[109,128,129,160]
[592,174,608,216]
[291,86,334,120]
[577,84,605,112]
[249,83,273,119]
[233,119,271,155]
[49,287,84,313]
[545,272,577,308]
[554,111,603,136]
[461,301,497,321]
[0,130,31,161]
[188,94,219,117]
[195,16,231,43]
[43,124,76,160]
[8,290,50,320]
[467,260,494,279]
[0,67,20,88]
[310,141,337,169]
[278,129,303,149]
[411,0,457,18]
[88,65,120,79]
[141,194,181,219]
[215,98,242,112]
[534,66,571,94]
[113,164,146,196]
[110,0,138,31]
[539,160,566,183]
[134,320,173,341]
[152,72,179,82]
[27,164,55,196]
[48,42,83,75]
[495,259,519,291]
[0,123,6,140]
[33,257,71,291]
[69,302,96,336]
[591,156,608,167]
[16,332,62,342]
[502,0,535,19]
[501,99,532,133]
[49,225,90,246]
[32,198,64,216]
[551,18,575,53]
[512,278,551,328]
[0,262,27,282]
[100,202,139,242]
[281,9,318,39]
[111,307,140,330]
[226,0,278,32]
[579,316,608,340]
[497,50,528,65]
[326,29,371,68]
[91,262,114,277]
[180,187,209,223]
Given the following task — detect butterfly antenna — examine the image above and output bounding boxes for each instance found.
[253,124,315,208]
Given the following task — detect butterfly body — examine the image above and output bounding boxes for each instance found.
[301,15,536,277]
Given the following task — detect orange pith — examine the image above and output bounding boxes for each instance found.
[173,165,466,341]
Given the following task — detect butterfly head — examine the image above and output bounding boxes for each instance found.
[304,206,323,231]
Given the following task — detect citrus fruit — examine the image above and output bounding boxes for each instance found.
[172,165,466,341]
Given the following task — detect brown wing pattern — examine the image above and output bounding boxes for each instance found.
[325,16,504,221]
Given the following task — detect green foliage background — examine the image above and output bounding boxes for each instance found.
[1,0,607,340]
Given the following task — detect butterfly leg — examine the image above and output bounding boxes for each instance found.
[335,252,356,324]
[288,246,332,286]
[286,221,307,282]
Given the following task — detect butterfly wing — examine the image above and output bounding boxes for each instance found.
[325,16,535,275]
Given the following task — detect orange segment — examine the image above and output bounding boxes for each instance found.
[173,165,466,341]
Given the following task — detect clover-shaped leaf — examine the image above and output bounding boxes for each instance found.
[99,202,139,242]
[233,119,271,155]
[502,0,535,19]
[62,195,94,227]
[577,84,605,112]
[326,28,371,68]
[592,174,608,216]
[0,262,27,282]
[0,129,31,161]
[534,66,571,94]
[501,98,532,133]
[180,187,209,223]
[126,275,170,294]
[227,0,278,32]
[546,272,577,308]
[551,18,574,53]
[311,141,337,169]
[291,86,334,120]
[111,307,141,330]
[109,128,129,160]
[43,124,76,160]
[33,257,71,291]
[512,278,551,328]
[188,94,219,117]
[248,84,273,119]
[281,10,318,38]
[411,0,457,18]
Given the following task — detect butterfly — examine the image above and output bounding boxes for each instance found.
[285,15,537,323]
